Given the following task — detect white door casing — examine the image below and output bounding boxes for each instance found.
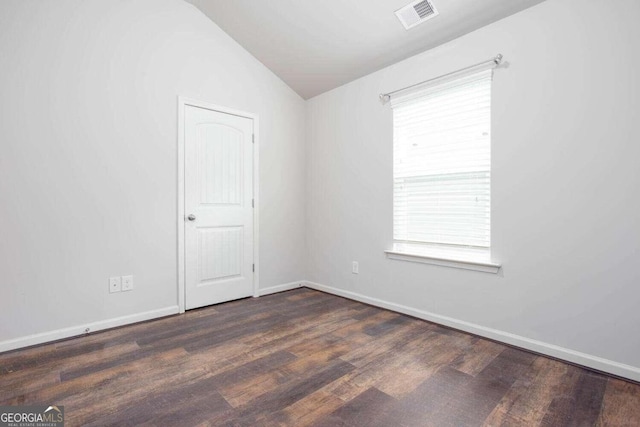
[180,101,257,310]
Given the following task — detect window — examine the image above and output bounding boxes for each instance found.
[387,68,499,272]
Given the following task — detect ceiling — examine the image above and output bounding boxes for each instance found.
[185,0,546,99]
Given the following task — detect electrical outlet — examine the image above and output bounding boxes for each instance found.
[352,261,359,274]
[121,275,134,291]
[109,277,122,293]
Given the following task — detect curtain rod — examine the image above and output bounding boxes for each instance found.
[379,53,503,104]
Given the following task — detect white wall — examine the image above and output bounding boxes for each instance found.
[0,0,306,346]
[306,0,640,378]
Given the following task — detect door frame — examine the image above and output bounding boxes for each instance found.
[177,96,260,313]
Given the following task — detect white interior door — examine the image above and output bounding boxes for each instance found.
[184,105,254,310]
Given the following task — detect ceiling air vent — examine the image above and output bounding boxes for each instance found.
[395,0,439,30]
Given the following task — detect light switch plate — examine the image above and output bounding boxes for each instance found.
[121,275,133,291]
[109,277,122,293]
[352,261,359,274]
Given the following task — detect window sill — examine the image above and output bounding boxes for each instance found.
[384,243,501,274]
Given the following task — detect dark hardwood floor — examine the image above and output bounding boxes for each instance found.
[1,288,639,426]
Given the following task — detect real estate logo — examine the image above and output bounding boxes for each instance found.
[0,405,64,427]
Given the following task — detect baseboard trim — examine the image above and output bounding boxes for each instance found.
[304,281,640,382]
[0,306,180,353]
[257,281,304,297]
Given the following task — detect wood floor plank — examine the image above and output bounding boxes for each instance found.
[324,323,441,402]
[351,305,385,320]
[0,369,60,403]
[273,389,345,427]
[86,351,297,427]
[371,347,536,427]
[338,321,430,368]
[60,347,153,381]
[373,329,474,399]
[362,314,411,336]
[0,341,139,402]
[219,338,356,407]
[450,337,507,376]
[597,378,640,426]
[540,366,608,427]
[372,365,474,427]
[92,382,231,427]
[221,306,362,365]
[446,347,537,426]
[211,359,356,426]
[328,331,443,401]
[150,312,286,353]
[287,332,372,362]
[238,301,361,350]
[331,310,398,339]
[284,333,345,357]
[1,288,639,426]
[15,347,191,423]
[0,340,112,375]
[285,289,316,301]
[483,356,572,426]
[311,387,396,427]
[319,367,377,403]
[181,297,359,355]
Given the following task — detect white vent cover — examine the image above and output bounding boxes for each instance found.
[395,0,439,30]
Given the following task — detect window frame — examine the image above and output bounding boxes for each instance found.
[385,68,501,273]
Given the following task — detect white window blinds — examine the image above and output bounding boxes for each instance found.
[392,69,492,248]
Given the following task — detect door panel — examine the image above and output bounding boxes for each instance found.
[197,226,243,282]
[185,106,253,310]
[198,124,243,205]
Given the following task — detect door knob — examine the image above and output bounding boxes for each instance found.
[187,214,196,221]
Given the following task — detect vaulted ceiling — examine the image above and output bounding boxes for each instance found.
[186,0,546,99]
